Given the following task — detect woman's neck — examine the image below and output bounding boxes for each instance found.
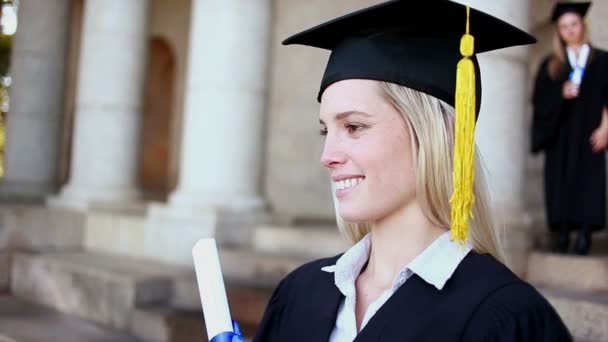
[567,42,586,52]
[364,201,446,288]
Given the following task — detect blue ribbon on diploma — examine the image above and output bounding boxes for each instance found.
[210,321,245,342]
[569,66,585,85]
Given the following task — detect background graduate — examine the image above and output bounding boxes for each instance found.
[531,1,608,255]
[254,0,572,341]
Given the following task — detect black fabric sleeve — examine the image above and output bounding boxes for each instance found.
[531,58,566,154]
[251,276,289,342]
[603,65,608,110]
[461,283,572,342]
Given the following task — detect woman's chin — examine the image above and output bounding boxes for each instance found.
[339,208,373,224]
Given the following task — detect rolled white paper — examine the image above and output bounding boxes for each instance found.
[192,238,233,339]
[570,68,584,85]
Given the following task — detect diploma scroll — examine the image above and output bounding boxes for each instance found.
[569,67,585,86]
[192,238,234,340]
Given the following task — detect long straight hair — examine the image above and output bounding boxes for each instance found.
[548,15,593,79]
[332,83,505,263]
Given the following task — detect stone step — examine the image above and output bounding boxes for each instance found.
[172,247,307,336]
[131,298,261,342]
[225,285,272,336]
[523,167,545,210]
[252,224,349,259]
[130,306,206,342]
[173,247,307,312]
[0,205,85,251]
[0,295,140,342]
[8,248,273,341]
[10,251,187,331]
[533,229,608,254]
[540,288,608,341]
[173,247,305,311]
[221,247,311,287]
[527,252,608,292]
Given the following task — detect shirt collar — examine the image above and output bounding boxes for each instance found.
[407,232,471,290]
[321,233,371,298]
[567,43,590,68]
[321,231,471,294]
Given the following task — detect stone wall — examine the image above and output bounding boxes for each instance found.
[265,0,383,221]
[0,252,8,292]
[589,1,608,49]
[525,0,555,230]
[0,205,86,291]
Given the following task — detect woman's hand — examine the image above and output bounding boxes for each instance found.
[562,80,580,99]
[590,127,608,152]
[590,107,608,153]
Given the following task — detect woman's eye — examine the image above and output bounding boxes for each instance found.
[346,123,365,134]
[319,127,328,136]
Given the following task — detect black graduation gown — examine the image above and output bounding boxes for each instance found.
[531,48,608,231]
[252,252,571,342]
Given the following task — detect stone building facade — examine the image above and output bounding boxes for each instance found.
[0,0,607,341]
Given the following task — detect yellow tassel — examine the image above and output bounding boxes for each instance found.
[450,5,476,246]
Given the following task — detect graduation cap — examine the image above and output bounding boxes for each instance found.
[282,0,536,245]
[551,2,592,22]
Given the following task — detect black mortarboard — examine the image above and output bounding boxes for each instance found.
[282,0,536,111]
[282,0,536,245]
[551,2,591,22]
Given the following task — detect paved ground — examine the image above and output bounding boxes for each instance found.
[0,295,140,342]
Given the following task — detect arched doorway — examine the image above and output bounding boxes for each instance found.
[139,36,175,200]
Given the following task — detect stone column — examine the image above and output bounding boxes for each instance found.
[460,0,533,275]
[0,0,70,200]
[51,0,149,209]
[168,0,271,211]
[145,0,272,266]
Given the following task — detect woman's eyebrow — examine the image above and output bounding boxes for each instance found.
[336,111,371,120]
[320,111,371,124]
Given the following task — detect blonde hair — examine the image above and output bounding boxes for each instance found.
[549,14,592,79]
[332,82,505,263]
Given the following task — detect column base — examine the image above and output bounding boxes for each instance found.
[0,180,57,203]
[145,202,269,267]
[48,184,141,211]
[493,207,534,277]
[0,205,85,252]
[168,189,266,212]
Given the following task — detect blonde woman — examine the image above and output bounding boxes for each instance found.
[254,1,571,341]
[531,2,608,255]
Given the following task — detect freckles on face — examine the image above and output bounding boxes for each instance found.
[319,80,417,223]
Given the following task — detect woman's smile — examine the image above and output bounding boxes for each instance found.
[334,176,365,198]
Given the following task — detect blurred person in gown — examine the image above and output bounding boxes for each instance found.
[531,1,608,255]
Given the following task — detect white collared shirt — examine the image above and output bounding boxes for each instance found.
[321,231,471,342]
[566,43,590,85]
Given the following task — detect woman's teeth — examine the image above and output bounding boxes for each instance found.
[335,178,364,190]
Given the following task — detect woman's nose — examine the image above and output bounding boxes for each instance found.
[320,136,346,169]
